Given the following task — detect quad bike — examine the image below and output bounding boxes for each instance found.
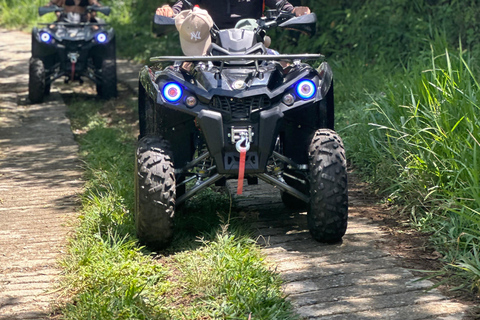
[29,5,117,103]
[136,6,348,249]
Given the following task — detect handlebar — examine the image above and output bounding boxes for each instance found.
[86,5,111,16]
[257,10,295,31]
[152,9,316,37]
[38,6,63,16]
[38,5,111,16]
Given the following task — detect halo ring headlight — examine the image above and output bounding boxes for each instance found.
[163,82,183,103]
[95,32,108,43]
[296,79,316,100]
[40,32,52,43]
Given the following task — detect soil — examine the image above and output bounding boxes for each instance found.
[348,174,480,315]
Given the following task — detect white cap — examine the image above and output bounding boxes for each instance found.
[175,8,214,56]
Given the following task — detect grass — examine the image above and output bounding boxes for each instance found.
[337,42,480,291]
[57,88,297,319]
[3,0,480,306]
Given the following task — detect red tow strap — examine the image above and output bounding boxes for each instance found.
[71,62,75,82]
[237,145,246,195]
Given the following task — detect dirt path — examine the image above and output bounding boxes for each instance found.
[227,180,472,319]
[0,28,475,320]
[0,29,82,319]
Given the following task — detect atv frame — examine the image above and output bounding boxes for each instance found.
[135,9,347,249]
[29,5,117,103]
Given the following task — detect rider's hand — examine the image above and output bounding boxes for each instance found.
[292,6,310,16]
[156,5,174,17]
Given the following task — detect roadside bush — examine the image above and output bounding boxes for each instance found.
[270,1,480,67]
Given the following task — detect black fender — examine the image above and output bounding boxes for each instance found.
[317,61,334,130]
[139,66,159,102]
[317,61,333,99]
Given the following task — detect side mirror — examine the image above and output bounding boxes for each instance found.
[38,5,63,16]
[152,14,176,36]
[87,5,111,16]
[278,12,317,36]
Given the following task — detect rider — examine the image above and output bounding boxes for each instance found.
[156,0,310,30]
[47,0,102,22]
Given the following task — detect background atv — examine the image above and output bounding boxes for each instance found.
[136,9,348,249]
[29,5,117,103]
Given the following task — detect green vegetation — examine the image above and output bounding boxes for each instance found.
[283,0,480,293]
[59,94,295,319]
[2,0,480,311]
[345,43,480,289]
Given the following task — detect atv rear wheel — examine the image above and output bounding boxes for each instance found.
[135,136,176,249]
[307,129,348,243]
[28,58,46,104]
[96,59,117,99]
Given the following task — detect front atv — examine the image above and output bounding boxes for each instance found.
[29,5,117,103]
[136,10,348,249]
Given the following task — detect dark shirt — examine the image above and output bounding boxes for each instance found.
[172,0,294,29]
[65,0,89,6]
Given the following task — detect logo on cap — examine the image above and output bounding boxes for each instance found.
[191,31,201,41]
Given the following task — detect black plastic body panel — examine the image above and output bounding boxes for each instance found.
[138,56,334,175]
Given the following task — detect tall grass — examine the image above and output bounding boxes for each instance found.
[344,43,480,290]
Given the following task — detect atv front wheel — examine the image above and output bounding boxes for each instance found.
[307,129,348,243]
[28,58,46,104]
[135,136,176,249]
[96,59,117,99]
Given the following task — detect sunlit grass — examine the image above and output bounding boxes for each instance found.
[57,94,296,319]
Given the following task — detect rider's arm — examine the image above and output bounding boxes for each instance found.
[88,0,101,6]
[171,0,184,15]
[156,0,181,17]
[265,0,310,16]
[47,0,64,6]
[265,0,294,12]
[156,0,200,17]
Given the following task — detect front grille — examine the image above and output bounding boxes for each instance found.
[62,40,84,49]
[209,95,271,118]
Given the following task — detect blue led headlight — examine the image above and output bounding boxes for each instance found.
[40,32,52,44]
[163,82,183,103]
[95,32,108,43]
[296,79,316,100]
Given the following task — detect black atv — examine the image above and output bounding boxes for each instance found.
[29,5,117,103]
[136,8,348,249]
